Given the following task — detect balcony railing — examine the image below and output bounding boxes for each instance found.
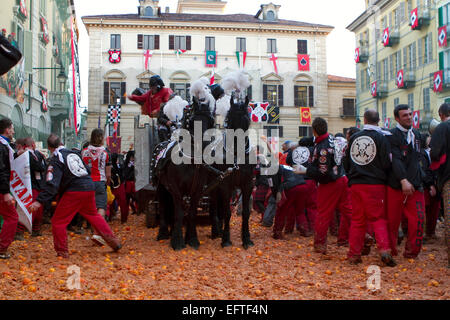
[409,5,431,30]
[372,80,388,99]
[357,47,369,63]
[429,69,450,92]
[49,91,70,108]
[382,27,400,47]
[397,68,416,89]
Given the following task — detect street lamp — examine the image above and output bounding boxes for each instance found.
[57,69,67,92]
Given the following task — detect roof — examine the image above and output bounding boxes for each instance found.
[327,75,355,83]
[82,13,334,30]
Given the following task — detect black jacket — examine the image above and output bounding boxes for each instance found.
[387,127,424,190]
[420,149,436,189]
[430,120,450,191]
[343,129,391,186]
[36,148,94,204]
[29,150,46,191]
[306,133,345,184]
[111,162,124,188]
[157,104,171,128]
[271,165,305,193]
[0,141,12,194]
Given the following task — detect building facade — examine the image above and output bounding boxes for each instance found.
[0,0,85,149]
[327,75,357,135]
[82,0,353,152]
[348,0,439,131]
[436,0,450,107]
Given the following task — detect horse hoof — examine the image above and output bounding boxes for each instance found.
[157,233,170,241]
[243,240,254,249]
[221,241,232,248]
[188,239,200,249]
[171,241,186,251]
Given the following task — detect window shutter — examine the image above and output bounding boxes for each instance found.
[104,82,110,105]
[169,35,174,50]
[120,82,126,105]
[154,35,160,50]
[186,36,191,50]
[308,86,314,107]
[263,84,268,102]
[418,39,422,67]
[277,85,283,107]
[439,6,443,27]
[117,34,121,49]
[247,85,252,101]
[137,34,143,49]
[428,33,433,62]
[186,83,191,102]
[439,51,444,71]
[294,85,299,105]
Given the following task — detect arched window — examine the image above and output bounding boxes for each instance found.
[266,10,275,21]
[144,6,153,17]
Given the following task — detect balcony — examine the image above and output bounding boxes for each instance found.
[429,69,450,92]
[382,27,400,47]
[371,80,388,99]
[397,68,416,89]
[409,5,431,30]
[49,91,70,120]
[356,47,369,63]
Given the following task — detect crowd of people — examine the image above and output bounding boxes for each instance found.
[253,104,449,268]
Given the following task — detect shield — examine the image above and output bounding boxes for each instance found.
[412,110,420,129]
[410,8,418,29]
[438,26,447,47]
[355,48,360,63]
[396,70,404,88]
[433,71,443,92]
[382,28,389,46]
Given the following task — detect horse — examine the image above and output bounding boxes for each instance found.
[209,96,256,249]
[153,96,217,250]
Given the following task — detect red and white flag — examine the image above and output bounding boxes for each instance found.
[210,68,215,85]
[144,50,153,70]
[355,48,360,63]
[410,8,419,30]
[382,28,390,46]
[297,54,310,71]
[269,53,278,74]
[433,70,443,92]
[396,69,404,88]
[412,110,420,129]
[438,26,448,47]
[384,118,390,129]
[371,81,377,97]
[175,49,187,59]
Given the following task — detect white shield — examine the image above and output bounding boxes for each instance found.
[67,153,88,177]
[350,136,377,166]
[292,147,310,166]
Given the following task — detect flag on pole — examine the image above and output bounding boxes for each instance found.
[205,50,217,67]
[438,26,448,47]
[412,110,420,129]
[269,53,278,74]
[433,70,443,92]
[410,8,419,30]
[144,49,153,70]
[236,51,247,69]
[175,49,187,59]
[210,68,215,85]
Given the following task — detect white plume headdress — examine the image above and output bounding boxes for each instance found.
[221,70,250,102]
[190,77,215,112]
[163,95,189,122]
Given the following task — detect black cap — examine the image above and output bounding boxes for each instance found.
[209,84,224,101]
[149,75,165,88]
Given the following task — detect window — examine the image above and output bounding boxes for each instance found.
[169,35,191,51]
[395,50,402,72]
[110,34,121,50]
[443,3,450,25]
[383,58,388,81]
[16,23,24,53]
[408,93,414,109]
[297,40,307,54]
[394,97,400,108]
[409,42,416,70]
[382,102,387,120]
[103,81,126,105]
[144,35,155,50]
[40,0,47,15]
[144,6,153,17]
[423,33,433,64]
[170,83,191,103]
[294,85,315,107]
[236,38,246,52]
[342,98,355,116]
[299,126,312,137]
[205,37,215,51]
[417,38,422,67]
[39,46,45,85]
[266,10,275,21]
[263,84,283,107]
[423,88,430,112]
[137,34,159,50]
[267,39,277,53]
[407,0,413,17]
[399,2,406,23]
[389,54,394,80]
[360,69,365,90]
[264,126,283,138]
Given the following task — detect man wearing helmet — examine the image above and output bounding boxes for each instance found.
[128,75,173,118]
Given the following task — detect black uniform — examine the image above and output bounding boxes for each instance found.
[0,140,11,195]
[430,120,450,191]
[29,150,47,191]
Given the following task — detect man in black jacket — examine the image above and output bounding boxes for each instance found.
[306,117,352,254]
[344,109,395,266]
[29,134,122,258]
[0,118,18,259]
[429,103,450,267]
[386,105,425,259]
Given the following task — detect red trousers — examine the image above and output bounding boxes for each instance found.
[125,181,135,194]
[273,184,309,235]
[348,184,390,258]
[286,180,317,234]
[386,187,425,258]
[314,176,352,250]
[112,184,128,223]
[17,189,43,232]
[424,188,441,237]
[51,191,116,255]
[0,197,18,253]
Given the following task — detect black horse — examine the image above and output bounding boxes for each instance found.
[209,96,256,249]
[154,96,216,250]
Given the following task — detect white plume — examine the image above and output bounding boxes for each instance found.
[215,94,231,116]
[221,71,250,95]
[190,77,210,100]
[163,95,188,122]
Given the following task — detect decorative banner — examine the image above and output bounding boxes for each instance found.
[10,152,33,233]
[268,136,279,154]
[384,118,390,129]
[107,105,121,124]
[205,50,217,67]
[438,26,448,47]
[40,17,49,44]
[40,89,48,112]
[108,50,121,63]
[396,69,404,88]
[354,48,360,63]
[175,49,187,59]
[412,110,420,129]
[300,107,312,125]
[382,28,390,46]
[269,53,278,74]
[248,102,269,123]
[210,68,215,85]
[371,81,377,97]
[297,54,310,71]
[19,0,27,18]
[144,49,153,70]
[107,136,122,154]
[433,70,443,92]
[267,105,279,124]
[410,8,419,30]
[236,51,247,69]
[70,17,81,135]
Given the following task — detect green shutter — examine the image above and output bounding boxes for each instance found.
[439,6,443,27]
[439,51,444,71]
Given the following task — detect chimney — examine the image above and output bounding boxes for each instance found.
[165,6,170,13]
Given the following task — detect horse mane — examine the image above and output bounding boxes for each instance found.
[225,96,250,131]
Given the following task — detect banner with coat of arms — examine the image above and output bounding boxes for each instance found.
[248,102,269,123]
[300,107,311,125]
[205,51,217,67]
